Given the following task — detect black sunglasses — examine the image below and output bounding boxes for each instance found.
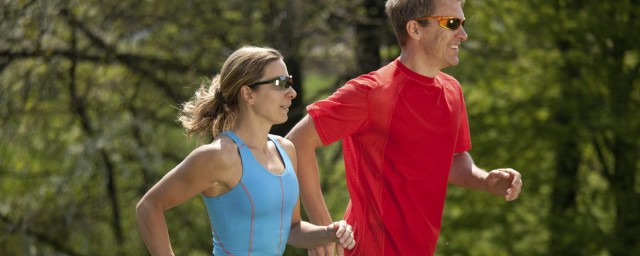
[415,16,465,30]
[249,75,293,90]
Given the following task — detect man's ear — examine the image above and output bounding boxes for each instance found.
[240,85,255,105]
[406,20,422,40]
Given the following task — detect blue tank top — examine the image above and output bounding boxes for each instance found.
[202,131,299,256]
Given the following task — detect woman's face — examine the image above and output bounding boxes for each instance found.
[249,59,297,125]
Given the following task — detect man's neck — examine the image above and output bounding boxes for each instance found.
[398,49,440,78]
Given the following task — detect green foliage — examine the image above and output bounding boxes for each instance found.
[1,0,638,255]
[442,0,640,255]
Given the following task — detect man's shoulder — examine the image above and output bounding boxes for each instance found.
[347,61,399,90]
[436,71,461,84]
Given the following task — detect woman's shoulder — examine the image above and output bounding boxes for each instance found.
[269,134,294,149]
[269,134,296,158]
[180,136,242,193]
[189,136,240,169]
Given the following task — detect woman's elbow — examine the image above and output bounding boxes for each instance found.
[135,197,157,219]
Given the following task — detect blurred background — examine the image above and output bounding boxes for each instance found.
[1,0,638,255]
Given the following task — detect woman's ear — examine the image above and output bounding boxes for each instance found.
[240,85,256,105]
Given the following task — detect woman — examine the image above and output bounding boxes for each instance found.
[136,46,355,255]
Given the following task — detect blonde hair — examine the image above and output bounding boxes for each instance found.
[179,46,283,141]
[385,0,465,46]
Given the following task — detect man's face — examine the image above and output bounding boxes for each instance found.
[418,0,468,70]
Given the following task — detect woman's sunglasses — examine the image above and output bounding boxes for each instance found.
[249,75,293,90]
[415,16,465,30]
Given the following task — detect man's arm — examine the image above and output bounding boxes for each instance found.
[449,152,522,201]
[287,115,333,225]
[277,136,355,250]
[286,115,339,255]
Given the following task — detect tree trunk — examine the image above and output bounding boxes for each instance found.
[69,26,124,249]
[354,0,385,76]
[548,121,582,255]
[607,38,640,256]
[548,38,582,255]
[266,0,304,137]
[609,137,640,256]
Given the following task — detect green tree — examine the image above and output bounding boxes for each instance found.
[2,0,638,255]
[0,0,355,255]
[441,0,639,255]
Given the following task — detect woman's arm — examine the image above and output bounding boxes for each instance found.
[136,142,235,255]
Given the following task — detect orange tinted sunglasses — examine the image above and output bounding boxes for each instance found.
[415,16,465,30]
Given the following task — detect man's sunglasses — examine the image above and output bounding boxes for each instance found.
[249,75,293,90]
[415,16,465,30]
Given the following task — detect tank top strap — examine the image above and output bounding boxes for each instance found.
[220,131,247,149]
[268,134,293,174]
[267,134,285,157]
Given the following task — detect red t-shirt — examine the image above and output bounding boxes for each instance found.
[307,59,471,255]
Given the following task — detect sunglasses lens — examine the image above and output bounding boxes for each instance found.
[446,18,461,30]
[274,76,293,89]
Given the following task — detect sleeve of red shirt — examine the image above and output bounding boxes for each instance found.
[306,82,370,146]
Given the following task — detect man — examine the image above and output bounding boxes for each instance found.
[286,0,523,255]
